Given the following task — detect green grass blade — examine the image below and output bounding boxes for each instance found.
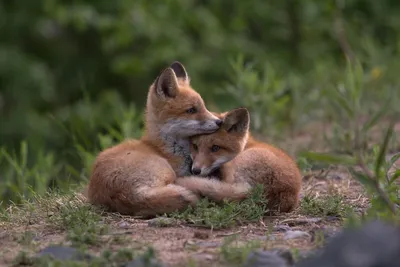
[388,170,400,185]
[374,121,395,177]
[362,98,392,132]
[300,151,357,166]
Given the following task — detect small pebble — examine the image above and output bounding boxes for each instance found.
[274,225,291,232]
[284,230,311,240]
[118,221,130,229]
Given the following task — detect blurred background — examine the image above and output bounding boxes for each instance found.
[1,0,399,206]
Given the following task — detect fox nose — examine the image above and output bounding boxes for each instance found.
[192,168,201,175]
[215,119,223,127]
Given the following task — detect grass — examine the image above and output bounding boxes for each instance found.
[167,184,268,229]
[219,235,263,265]
[301,121,400,226]
[1,190,109,248]
[1,190,160,266]
[218,233,304,266]
[0,58,399,266]
[299,194,353,218]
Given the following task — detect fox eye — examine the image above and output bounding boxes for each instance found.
[211,145,220,152]
[192,143,198,151]
[186,107,197,114]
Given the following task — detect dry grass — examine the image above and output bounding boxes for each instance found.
[0,166,368,267]
[1,120,398,267]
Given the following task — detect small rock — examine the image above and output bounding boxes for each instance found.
[147,217,177,227]
[118,221,130,229]
[193,253,214,262]
[36,245,92,261]
[284,230,311,240]
[243,249,291,267]
[274,225,292,232]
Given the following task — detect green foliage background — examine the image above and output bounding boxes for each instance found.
[1,0,399,206]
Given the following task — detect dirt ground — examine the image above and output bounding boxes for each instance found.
[0,121,398,267]
[0,168,371,267]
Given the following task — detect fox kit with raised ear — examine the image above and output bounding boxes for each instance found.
[176,108,302,212]
[87,62,222,217]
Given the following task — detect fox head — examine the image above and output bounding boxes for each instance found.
[190,107,250,176]
[146,62,222,138]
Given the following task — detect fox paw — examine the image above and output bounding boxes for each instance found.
[180,189,200,206]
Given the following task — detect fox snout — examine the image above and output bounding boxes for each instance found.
[191,167,202,176]
[202,118,222,131]
[191,166,209,176]
[200,112,223,132]
[191,160,214,176]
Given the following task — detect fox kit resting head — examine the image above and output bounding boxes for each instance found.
[145,62,222,138]
[143,61,222,176]
[190,108,250,176]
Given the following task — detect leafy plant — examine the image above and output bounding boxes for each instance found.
[322,59,395,154]
[302,121,399,224]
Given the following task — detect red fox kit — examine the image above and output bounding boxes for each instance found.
[176,108,302,212]
[87,62,222,217]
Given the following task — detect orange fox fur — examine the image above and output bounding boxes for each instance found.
[87,62,222,217]
[176,108,302,212]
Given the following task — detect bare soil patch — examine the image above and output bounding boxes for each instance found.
[0,168,368,267]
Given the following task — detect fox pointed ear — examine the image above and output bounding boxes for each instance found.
[155,68,179,98]
[170,61,189,82]
[222,108,250,134]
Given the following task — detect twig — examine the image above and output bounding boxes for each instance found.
[216,230,242,237]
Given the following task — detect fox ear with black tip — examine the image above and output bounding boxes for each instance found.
[222,108,250,134]
[170,61,190,84]
[154,67,180,99]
